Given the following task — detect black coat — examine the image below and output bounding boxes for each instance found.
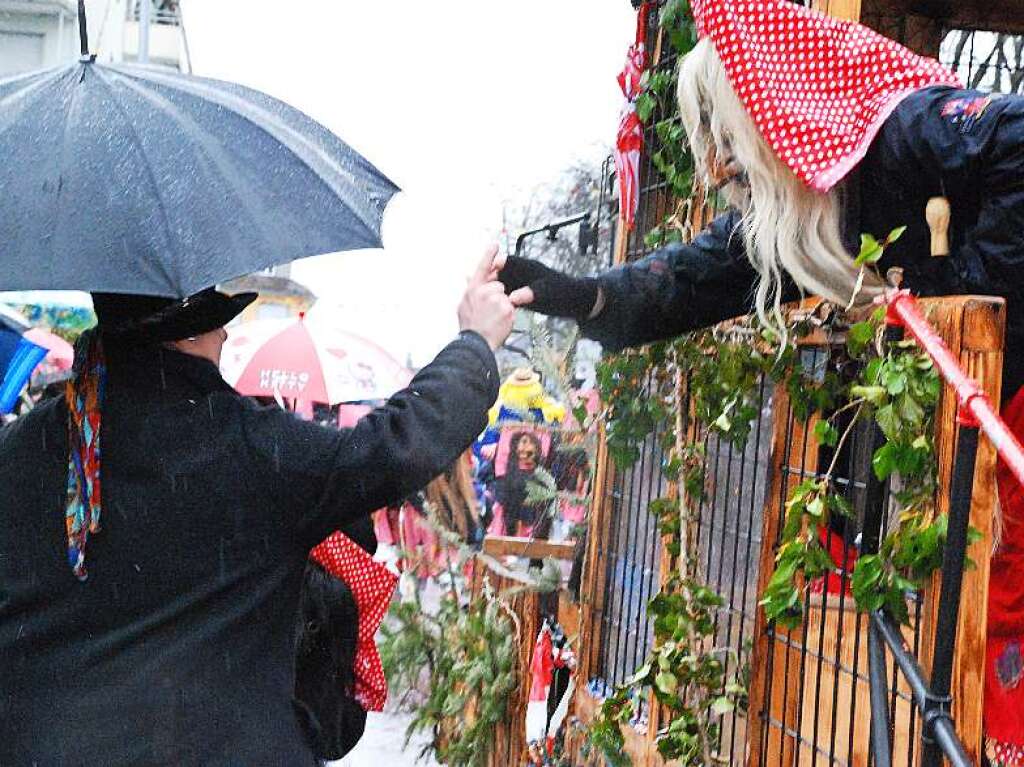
[0,331,497,766]
[584,86,1024,395]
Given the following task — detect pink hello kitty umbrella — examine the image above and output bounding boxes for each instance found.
[220,315,412,405]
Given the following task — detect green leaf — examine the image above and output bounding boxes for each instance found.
[829,494,855,518]
[847,321,875,355]
[656,671,679,696]
[865,358,883,385]
[855,233,885,266]
[884,226,908,245]
[875,404,901,442]
[872,443,898,480]
[625,661,654,686]
[636,92,656,124]
[806,495,825,520]
[713,410,732,433]
[711,696,735,715]
[899,394,925,427]
[813,420,839,447]
[851,385,887,406]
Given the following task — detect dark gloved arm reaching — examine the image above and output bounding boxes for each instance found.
[501,210,775,351]
[500,257,602,322]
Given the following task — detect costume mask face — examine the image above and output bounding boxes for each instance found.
[516,438,539,473]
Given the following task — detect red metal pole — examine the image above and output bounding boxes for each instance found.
[883,290,1024,489]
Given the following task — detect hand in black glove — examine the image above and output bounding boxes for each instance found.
[498,256,601,322]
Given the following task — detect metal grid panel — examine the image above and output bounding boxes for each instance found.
[754,347,926,767]
[940,29,1024,94]
[597,409,668,691]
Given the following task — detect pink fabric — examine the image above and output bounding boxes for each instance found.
[691,0,960,191]
[24,327,73,370]
[337,403,372,428]
[372,508,396,546]
[310,531,398,712]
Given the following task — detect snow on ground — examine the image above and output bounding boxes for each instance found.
[332,708,439,767]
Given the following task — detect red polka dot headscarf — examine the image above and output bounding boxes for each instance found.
[691,0,961,192]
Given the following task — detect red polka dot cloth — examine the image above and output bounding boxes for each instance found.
[690,0,961,191]
[310,531,398,712]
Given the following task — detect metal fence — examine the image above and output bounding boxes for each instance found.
[752,344,933,767]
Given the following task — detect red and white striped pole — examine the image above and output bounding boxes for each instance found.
[883,289,1024,489]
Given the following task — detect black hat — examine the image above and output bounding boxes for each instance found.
[91,288,258,343]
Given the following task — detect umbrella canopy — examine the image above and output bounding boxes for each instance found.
[0,316,47,414]
[0,47,398,297]
[221,317,412,405]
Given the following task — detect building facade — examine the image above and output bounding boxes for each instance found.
[0,0,186,77]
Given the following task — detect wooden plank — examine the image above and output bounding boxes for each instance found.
[578,425,613,686]
[745,385,795,767]
[482,536,577,561]
[814,0,863,20]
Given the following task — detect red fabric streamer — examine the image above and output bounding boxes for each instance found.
[615,2,652,230]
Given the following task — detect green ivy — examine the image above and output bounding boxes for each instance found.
[380,574,517,767]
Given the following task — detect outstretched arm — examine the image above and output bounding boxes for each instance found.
[502,210,794,351]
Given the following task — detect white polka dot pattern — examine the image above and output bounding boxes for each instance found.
[310,531,399,712]
[691,0,961,191]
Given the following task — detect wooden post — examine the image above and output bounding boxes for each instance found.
[812,0,862,20]
[915,295,1004,766]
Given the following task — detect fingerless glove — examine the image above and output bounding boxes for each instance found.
[499,257,600,322]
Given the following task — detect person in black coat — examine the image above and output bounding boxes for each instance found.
[502,77,1024,395]
[499,20,1024,761]
[0,248,514,766]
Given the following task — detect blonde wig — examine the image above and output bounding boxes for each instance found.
[676,39,884,334]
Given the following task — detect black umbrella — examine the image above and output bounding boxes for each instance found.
[0,1,399,298]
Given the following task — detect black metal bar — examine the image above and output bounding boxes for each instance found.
[78,0,89,58]
[868,620,894,767]
[512,212,592,258]
[922,424,980,767]
[871,611,973,767]
[859,325,902,767]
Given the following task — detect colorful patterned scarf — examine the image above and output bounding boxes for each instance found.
[64,332,106,581]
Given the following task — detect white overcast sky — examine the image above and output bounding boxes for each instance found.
[181,1,634,365]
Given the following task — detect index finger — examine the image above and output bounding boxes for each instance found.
[470,244,501,286]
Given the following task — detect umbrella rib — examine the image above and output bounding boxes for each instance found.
[0,67,67,141]
[106,65,395,242]
[91,66,181,296]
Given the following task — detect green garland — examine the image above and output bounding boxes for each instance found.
[588,301,965,760]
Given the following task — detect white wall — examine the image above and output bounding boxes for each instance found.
[0,1,78,75]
